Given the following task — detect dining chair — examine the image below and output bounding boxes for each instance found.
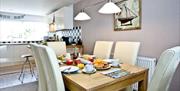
[113,41,140,91]
[30,43,47,91]
[47,41,67,56]
[38,44,65,91]
[147,46,180,91]
[93,41,113,59]
[113,41,140,65]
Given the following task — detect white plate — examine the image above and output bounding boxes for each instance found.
[60,66,79,73]
[95,64,111,70]
[103,59,120,63]
[82,68,96,74]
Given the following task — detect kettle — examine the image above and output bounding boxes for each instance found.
[62,36,73,45]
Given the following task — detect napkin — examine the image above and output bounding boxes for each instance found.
[100,68,129,79]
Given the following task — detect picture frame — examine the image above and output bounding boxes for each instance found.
[114,0,141,31]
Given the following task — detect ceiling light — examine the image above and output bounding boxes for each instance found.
[49,14,56,32]
[98,0,121,14]
[74,10,91,21]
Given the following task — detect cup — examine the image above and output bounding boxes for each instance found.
[85,64,94,72]
[65,53,71,59]
[111,59,120,67]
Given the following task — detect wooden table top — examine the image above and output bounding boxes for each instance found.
[63,63,148,91]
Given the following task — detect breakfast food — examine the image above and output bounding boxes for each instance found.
[93,59,109,69]
[77,63,85,69]
[82,54,94,62]
[66,59,73,65]
[82,54,91,60]
[74,59,81,65]
[57,55,65,61]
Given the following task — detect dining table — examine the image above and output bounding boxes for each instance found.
[61,63,148,91]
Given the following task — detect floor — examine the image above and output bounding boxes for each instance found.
[0,64,37,89]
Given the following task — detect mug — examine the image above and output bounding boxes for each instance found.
[111,59,120,67]
[85,64,94,72]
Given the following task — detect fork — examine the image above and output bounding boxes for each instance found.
[67,67,71,75]
[62,67,71,72]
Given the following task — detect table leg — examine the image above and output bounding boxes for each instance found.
[138,71,148,91]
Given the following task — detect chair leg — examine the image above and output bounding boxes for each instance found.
[27,58,33,77]
[19,59,29,84]
[28,58,37,80]
[21,71,25,84]
[18,60,27,81]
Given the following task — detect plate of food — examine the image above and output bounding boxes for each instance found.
[60,66,79,73]
[82,68,96,74]
[93,59,111,70]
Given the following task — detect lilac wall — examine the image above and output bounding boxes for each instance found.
[74,0,180,90]
[74,0,180,59]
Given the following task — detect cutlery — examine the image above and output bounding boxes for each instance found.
[62,67,71,72]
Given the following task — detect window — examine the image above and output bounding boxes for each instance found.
[0,20,48,41]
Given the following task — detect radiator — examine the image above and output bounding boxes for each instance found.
[133,56,157,90]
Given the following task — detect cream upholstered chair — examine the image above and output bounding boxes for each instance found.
[93,41,113,59]
[38,45,65,91]
[113,41,140,65]
[30,43,47,91]
[113,41,140,91]
[47,42,66,56]
[147,46,180,91]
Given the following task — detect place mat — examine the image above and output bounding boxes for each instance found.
[100,68,130,79]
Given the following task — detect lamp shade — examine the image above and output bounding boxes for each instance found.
[98,0,121,14]
[49,23,56,32]
[74,11,91,21]
[49,14,56,32]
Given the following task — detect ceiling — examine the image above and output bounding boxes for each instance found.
[0,0,81,16]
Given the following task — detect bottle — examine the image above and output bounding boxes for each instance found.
[56,35,59,41]
[77,36,82,45]
[73,47,79,60]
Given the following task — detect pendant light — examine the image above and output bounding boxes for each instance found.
[49,14,56,32]
[74,0,121,21]
[98,0,121,14]
[74,10,91,21]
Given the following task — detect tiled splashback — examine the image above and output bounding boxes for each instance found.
[61,26,82,40]
[55,26,82,45]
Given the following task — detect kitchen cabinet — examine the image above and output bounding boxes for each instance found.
[48,4,73,30]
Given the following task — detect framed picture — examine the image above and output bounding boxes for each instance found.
[114,0,141,31]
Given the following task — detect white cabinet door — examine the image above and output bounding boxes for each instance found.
[48,4,73,30]
[63,4,73,29]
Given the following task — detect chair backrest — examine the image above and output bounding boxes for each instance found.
[147,46,180,91]
[38,45,65,91]
[113,41,140,65]
[30,43,47,91]
[47,42,66,56]
[93,41,113,59]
